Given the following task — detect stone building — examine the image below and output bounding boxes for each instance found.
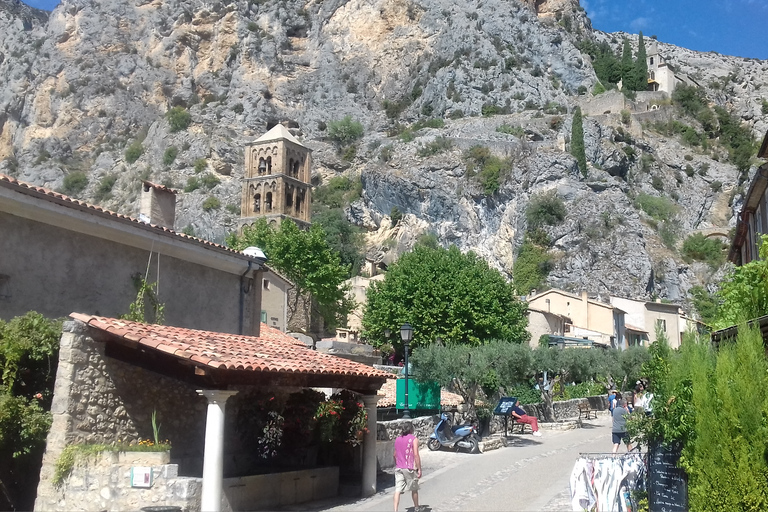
[34,315,390,511]
[729,131,768,265]
[241,124,312,228]
[527,289,626,348]
[0,174,287,336]
[610,296,686,349]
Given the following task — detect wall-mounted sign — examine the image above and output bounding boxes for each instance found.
[131,466,153,488]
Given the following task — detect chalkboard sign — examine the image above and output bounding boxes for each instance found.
[648,442,688,512]
[493,397,519,415]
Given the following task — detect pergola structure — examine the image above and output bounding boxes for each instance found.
[63,314,393,511]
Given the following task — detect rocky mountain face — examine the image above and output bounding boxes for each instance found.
[1,0,766,313]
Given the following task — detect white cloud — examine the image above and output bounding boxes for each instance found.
[630,17,651,31]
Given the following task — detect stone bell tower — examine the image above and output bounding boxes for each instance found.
[241,124,312,228]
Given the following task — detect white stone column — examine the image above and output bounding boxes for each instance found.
[197,389,238,512]
[361,394,379,497]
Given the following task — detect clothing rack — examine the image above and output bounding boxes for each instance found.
[579,452,647,459]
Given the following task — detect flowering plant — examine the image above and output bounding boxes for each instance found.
[314,399,343,444]
[347,404,368,447]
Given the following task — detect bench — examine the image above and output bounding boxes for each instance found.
[511,420,533,434]
[578,403,598,420]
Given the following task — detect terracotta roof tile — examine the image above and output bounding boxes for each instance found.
[0,174,255,261]
[376,378,464,408]
[70,313,393,379]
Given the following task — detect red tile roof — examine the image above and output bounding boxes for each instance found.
[70,313,393,379]
[376,377,464,408]
[0,174,252,261]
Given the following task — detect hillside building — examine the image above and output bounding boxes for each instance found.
[729,131,768,265]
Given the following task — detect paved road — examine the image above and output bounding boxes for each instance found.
[298,413,616,512]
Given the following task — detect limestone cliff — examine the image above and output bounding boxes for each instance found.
[0,0,765,313]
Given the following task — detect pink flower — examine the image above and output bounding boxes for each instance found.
[35,393,43,400]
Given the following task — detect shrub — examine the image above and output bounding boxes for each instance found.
[202,196,221,211]
[61,172,88,195]
[513,238,552,295]
[635,193,677,221]
[163,146,178,166]
[417,137,453,157]
[685,165,695,177]
[390,206,403,226]
[200,173,220,189]
[94,174,117,202]
[681,233,726,267]
[651,175,664,191]
[526,191,566,230]
[313,176,362,209]
[184,177,200,192]
[592,82,606,95]
[481,103,502,117]
[496,124,525,137]
[710,180,722,193]
[166,107,192,133]
[194,159,207,173]
[327,116,364,145]
[379,145,393,162]
[232,103,244,114]
[620,109,631,125]
[125,141,143,164]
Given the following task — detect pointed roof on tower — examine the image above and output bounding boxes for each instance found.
[254,124,306,148]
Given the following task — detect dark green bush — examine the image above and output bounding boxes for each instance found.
[163,146,178,166]
[166,107,192,133]
[327,116,364,145]
[94,174,117,202]
[512,238,552,295]
[200,173,220,189]
[681,233,726,267]
[61,172,88,195]
[125,141,143,164]
[416,136,453,157]
[526,191,567,230]
[635,193,677,221]
[496,124,525,137]
[313,176,362,209]
[202,196,221,211]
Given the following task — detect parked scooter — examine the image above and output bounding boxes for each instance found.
[427,413,480,453]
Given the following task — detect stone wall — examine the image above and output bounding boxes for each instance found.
[35,321,209,511]
[42,451,201,511]
[0,211,261,335]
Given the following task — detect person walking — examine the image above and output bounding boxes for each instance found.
[611,398,633,453]
[393,421,422,512]
[511,400,542,437]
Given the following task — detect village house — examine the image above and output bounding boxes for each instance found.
[610,296,687,349]
[729,130,768,265]
[526,289,626,348]
[0,174,291,335]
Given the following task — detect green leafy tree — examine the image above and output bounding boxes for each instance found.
[227,219,354,331]
[681,233,727,267]
[362,245,529,350]
[571,107,587,177]
[715,234,768,329]
[689,285,719,326]
[412,341,533,420]
[0,312,62,510]
[312,208,364,278]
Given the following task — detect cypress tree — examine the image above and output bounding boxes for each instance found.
[634,31,648,91]
[571,107,587,177]
[620,38,634,90]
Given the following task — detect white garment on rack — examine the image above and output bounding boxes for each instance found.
[569,457,597,511]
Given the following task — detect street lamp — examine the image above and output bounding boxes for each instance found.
[400,322,413,419]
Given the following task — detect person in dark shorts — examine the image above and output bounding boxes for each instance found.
[612,398,633,453]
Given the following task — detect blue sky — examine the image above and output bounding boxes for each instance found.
[583,0,768,60]
[22,0,768,60]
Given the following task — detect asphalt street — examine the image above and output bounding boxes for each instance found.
[295,412,616,512]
